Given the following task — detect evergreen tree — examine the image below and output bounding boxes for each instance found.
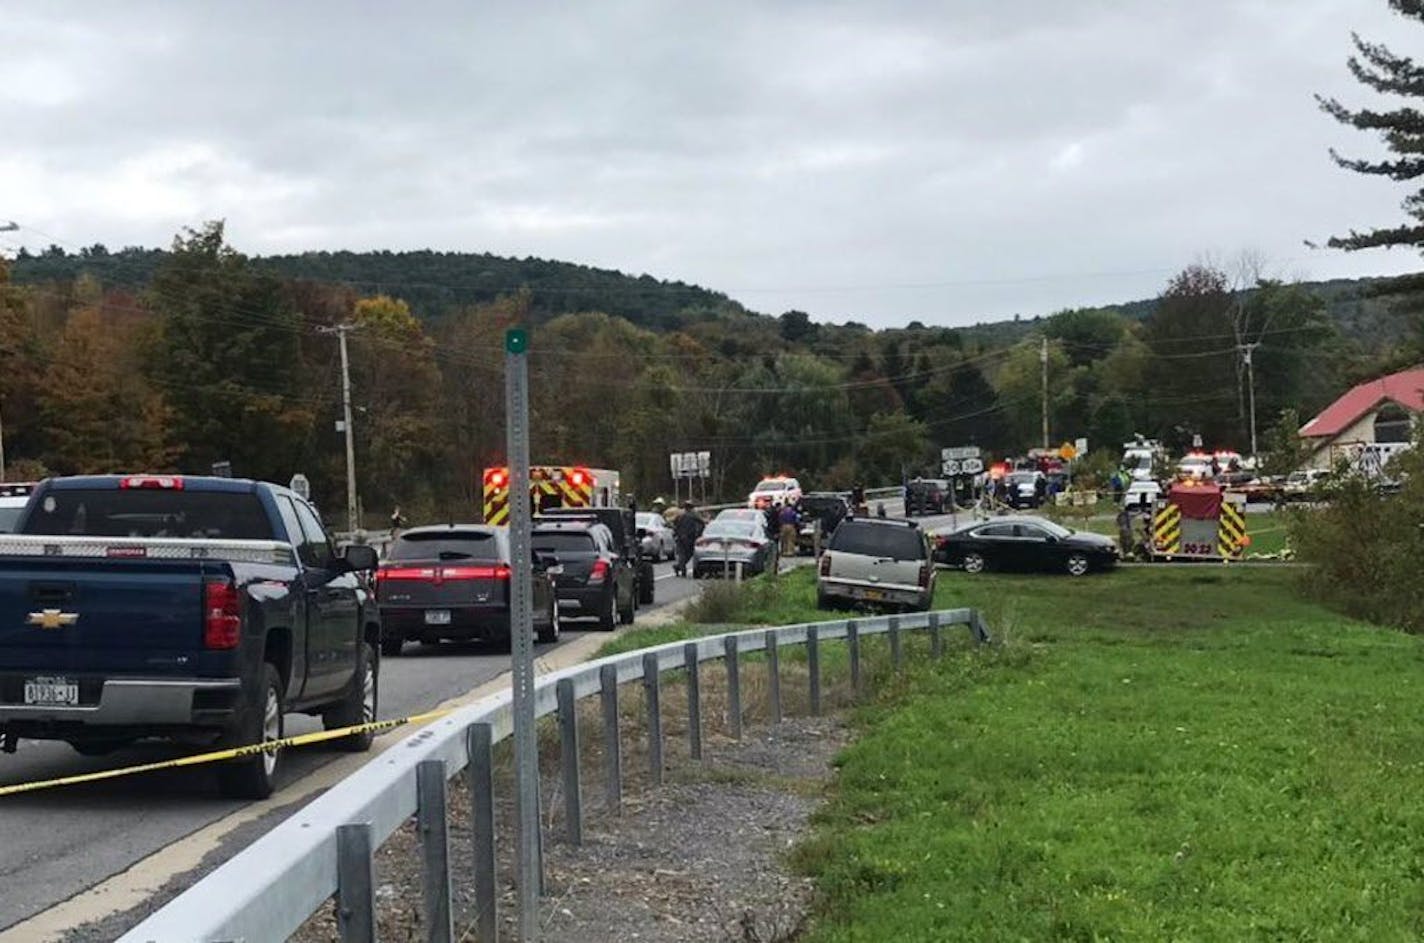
[1319,0,1424,250]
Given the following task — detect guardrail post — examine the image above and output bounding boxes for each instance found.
[417,760,453,943]
[765,630,782,724]
[807,626,822,716]
[336,823,375,943]
[642,652,663,786]
[724,634,742,739]
[847,620,861,697]
[465,723,497,943]
[556,678,582,846]
[929,611,943,659]
[970,610,992,644]
[684,642,703,760]
[599,663,621,813]
[889,615,902,673]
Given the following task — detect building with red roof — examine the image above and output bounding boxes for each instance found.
[1298,367,1424,470]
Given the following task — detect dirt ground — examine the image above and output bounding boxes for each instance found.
[292,658,860,942]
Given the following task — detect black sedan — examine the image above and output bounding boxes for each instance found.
[933,516,1117,576]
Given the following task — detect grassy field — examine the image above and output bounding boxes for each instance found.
[795,567,1424,941]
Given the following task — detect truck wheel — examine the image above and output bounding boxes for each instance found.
[216,663,285,800]
[323,642,378,752]
[1066,553,1091,577]
[598,589,617,631]
[380,637,404,658]
[537,603,560,644]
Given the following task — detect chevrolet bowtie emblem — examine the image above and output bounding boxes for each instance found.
[27,609,79,630]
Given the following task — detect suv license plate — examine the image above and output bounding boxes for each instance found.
[424,610,452,626]
[24,677,79,706]
[862,589,885,601]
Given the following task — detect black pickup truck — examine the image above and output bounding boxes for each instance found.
[0,475,381,798]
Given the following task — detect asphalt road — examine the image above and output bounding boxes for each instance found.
[0,559,701,933]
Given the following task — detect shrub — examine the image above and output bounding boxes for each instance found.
[1289,434,1424,631]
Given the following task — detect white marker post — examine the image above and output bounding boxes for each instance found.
[504,327,540,942]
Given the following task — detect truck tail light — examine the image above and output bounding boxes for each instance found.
[919,562,932,588]
[204,579,241,650]
[588,559,609,585]
[440,565,511,580]
[121,475,184,490]
[819,553,831,577]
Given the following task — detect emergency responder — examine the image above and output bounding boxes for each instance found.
[672,500,703,577]
[777,502,800,556]
[851,484,867,516]
[764,501,780,541]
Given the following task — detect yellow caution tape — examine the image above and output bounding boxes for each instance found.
[0,708,454,798]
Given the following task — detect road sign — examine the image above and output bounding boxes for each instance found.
[960,457,984,475]
[670,451,709,480]
[288,474,310,500]
[942,446,980,461]
[669,453,684,478]
[504,329,539,940]
[211,461,232,479]
[941,459,960,476]
[1059,441,1078,461]
[1075,437,1088,456]
[696,451,711,478]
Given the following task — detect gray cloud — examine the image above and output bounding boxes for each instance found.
[3,1,1421,326]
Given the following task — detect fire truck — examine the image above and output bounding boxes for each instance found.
[481,465,621,526]
[1148,478,1248,562]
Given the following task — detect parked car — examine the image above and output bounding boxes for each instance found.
[531,520,637,630]
[1237,476,1282,503]
[713,508,765,524]
[1282,469,1331,502]
[636,512,675,562]
[1004,471,1045,509]
[691,517,779,578]
[934,515,1117,576]
[746,476,802,509]
[817,517,934,612]
[376,524,559,654]
[0,474,380,798]
[0,483,35,533]
[904,478,948,516]
[538,506,656,606]
[1123,478,1162,510]
[796,492,850,555]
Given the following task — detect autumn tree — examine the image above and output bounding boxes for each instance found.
[40,306,174,474]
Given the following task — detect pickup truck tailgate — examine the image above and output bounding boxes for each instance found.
[0,558,208,675]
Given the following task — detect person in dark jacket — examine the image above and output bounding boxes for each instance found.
[672,501,703,577]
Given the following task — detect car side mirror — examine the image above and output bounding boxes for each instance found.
[343,544,379,572]
[636,527,648,539]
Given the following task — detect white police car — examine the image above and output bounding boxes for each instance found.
[0,483,35,533]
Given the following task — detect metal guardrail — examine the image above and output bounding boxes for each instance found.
[120,607,990,943]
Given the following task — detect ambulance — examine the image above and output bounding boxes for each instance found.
[481,466,621,526]
[1149,478,1249,561]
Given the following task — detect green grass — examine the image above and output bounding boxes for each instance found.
[796,567,1424,941]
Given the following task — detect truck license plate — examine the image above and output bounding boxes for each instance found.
[424,610,452,626]
[861,589,885,601]
[24,677,79,706]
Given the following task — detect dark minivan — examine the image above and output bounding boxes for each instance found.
[376,525,559,653]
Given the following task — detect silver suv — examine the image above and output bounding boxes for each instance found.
[816,517,935,612]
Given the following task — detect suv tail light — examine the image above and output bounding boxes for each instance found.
[588,559,609,584]
[919,561,931,587]
[204,579,241,650]
[819,553,831,577]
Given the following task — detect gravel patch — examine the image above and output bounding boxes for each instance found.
[290,712,849,942]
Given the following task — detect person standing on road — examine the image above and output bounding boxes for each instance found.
[764,501,780,541]
[672,501,703,577]
[777,502,800,556]
[389,506,407,538]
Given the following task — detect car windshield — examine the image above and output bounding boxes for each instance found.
[20,488,275,540]
[0,507,23,533]
[1008,473,1036,484]
[754,481,790,492]
[716,510,760,521]
[531,532,597,554]
[636,513,661,529]
[704,521,761,539]
[830,523,924,559]
[389,531,499,561]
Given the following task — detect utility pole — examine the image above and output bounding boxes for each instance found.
[1242,342,1260,463]
[319,324,360,534]
[1040,335,1049,450]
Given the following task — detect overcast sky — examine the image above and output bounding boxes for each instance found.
[3,1,1423,327]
